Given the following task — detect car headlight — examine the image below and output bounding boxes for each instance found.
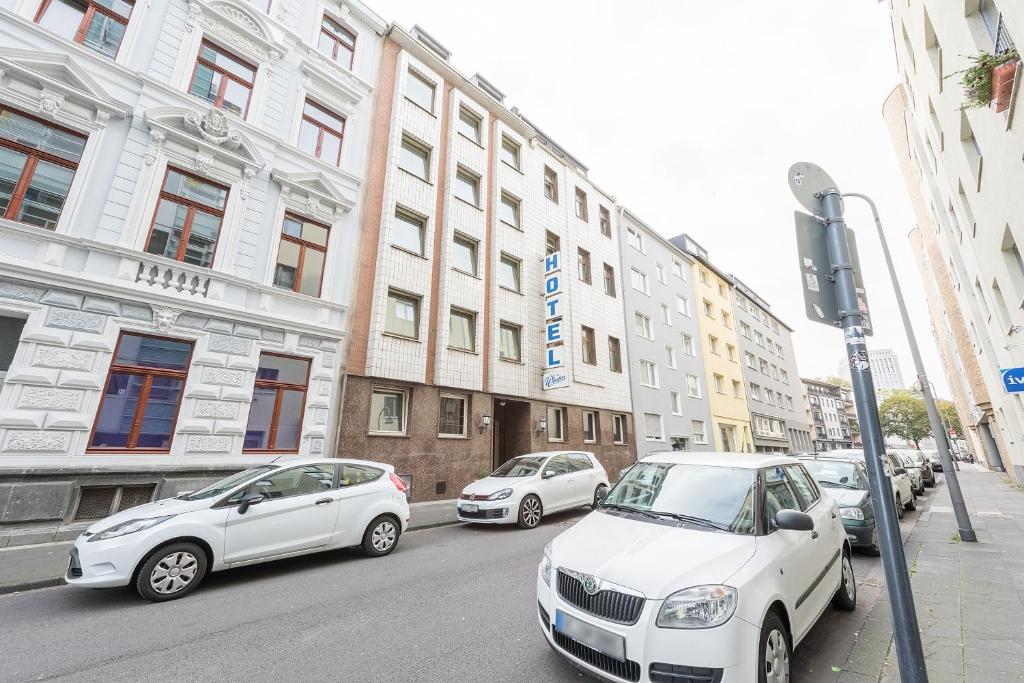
[656,585,737,629]
[840,507,865,521]
[488,488,513,501]
[541,542,553,586]
[88,515,174,542]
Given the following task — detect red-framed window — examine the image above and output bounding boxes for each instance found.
[273,213,330,297]
[88,333,193,452]
[189,40,257,118]
[35,0,135,58]
[244,353,311,452]
[317,15,356,69]
[297,99,345,166]
[145,167,229,268]
[0,106,86,231]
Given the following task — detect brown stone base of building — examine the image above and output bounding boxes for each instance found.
[337,375,635,502]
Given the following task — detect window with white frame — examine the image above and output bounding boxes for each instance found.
[670,391,682,416]
[666,345,677,369]
[686,374,702,398]
[452,233,478,276]
[713,373,725,394]
[682,334,696,356]
[385,290,420,339]
[635,313,653,340]
[740,322,751,339]
[744,351,756,368]
[661,304,671,325]
[703,299,714,318]
[676,296,690,316]
[732,380,742,398]
[456,106,481,143]
[406,69,435,111]
[751,383,762,401]
[627,227,644,252]
[498,253,521,292]
[438,393,468,437]
[392,207,425,255]
[639,359,658,388]
[547,405,566,442]
[499,321,522,361]
[454,167,480,206]
[630,268,649,294]
[656,264,666,284]
[448,307,476,352]
[708,334,719,355]
[398,134,430,180]
[369,387,407,434]
[643,413,664,441]
[582,410,598,442]
[499,191,520,228]
[500,135,520,169]
[726,344,736,362]
[672,259,685,279]
[612,414,626,444]
[692,420,707,444]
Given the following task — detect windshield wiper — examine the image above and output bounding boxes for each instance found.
[599,503,661,520]
[817,480,857,490]
[648,511,733,532]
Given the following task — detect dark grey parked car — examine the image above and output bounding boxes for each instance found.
[798,455,880,555]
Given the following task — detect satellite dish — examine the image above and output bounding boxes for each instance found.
[788,162,838,215]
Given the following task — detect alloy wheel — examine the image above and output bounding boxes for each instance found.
[371,521,397,552]
[842,555,856,602]
[150,551,199,595]
[523,497,542,527]
[764,628,790,683]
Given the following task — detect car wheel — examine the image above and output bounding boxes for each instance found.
[925,480,935,488]
[517,495,543,529]
[135,542,207,602]
[832,550,857,610]
[591,485,608,511]
[895,495,905,520]
[362,515,400,557]
[905,494,917,512]
[758,610,790,683]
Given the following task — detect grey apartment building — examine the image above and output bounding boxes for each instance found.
[618,209,714,456]
[732,280,813,453]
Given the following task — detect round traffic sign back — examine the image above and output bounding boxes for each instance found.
[789,162,838,215]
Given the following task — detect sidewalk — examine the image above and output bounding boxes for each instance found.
[0,498,460,594]
[839,466,1024,682]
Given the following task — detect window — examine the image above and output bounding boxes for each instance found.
[721,311,731,328]
[543,166,558,202]
[656,264,666,284]
[499,253,521,292]
[631,268,649,294]
[385,289,420,338]
[603,264,616,297]
[369,387,407,434]
[406,69,435,111]
[699,269,709,285]
[297,99,346,166]
[713,373,725,394]
[740,322,751,339]
[703,299,714,317]
[449,307,476,351]
[635,313,653,339]
[692,420,707,444]
[686,374,702,398]
[547,405,566,442]
[438,393,468,437]
[452,234,478,275]
[189,41,256,117]
[627,227,644,252]
[398,135,430,180]
[676,296,690,316]
[500,135,520,169]
[36,0,134,58]
[639,359,659,388]
[751,383,762,401]
[456,106,481,143]
[670,391,683,416]
[499,192,520,227]
[661,303,672,325]
[682,334,696,356]
[786,466,820,509]
[574,187,588,220]
[577,248,592,284]
[754,331,764,347]
[89,333,192,451]
[273,214,330,297]
[732,380,742,398]
[599,206,611,237]
[608,337,622,372]
[760,358,770,375]
[244,353,310,451]
[708,334,719,355]
[392,208,425,255]
[672,260,685,279]
[786,396,795,410]
[666,345,677,369]
[612,414,626,444]
[726,344,736,362]
[581,326,597,365]
[766,389,775,406]
[317,15,356,68]
[0,106,86,230]
[718,282,726,297]
[454,167,479,206]
[545,231,560,255]
[499,321,521,361]
[644,413,664,441]
[583,410,598,442]
[145,168,228,267]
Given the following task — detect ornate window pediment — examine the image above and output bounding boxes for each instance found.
[272,170,355,222]
[300,57,372,115]
[186,0,286,66]
[0,48,128,130]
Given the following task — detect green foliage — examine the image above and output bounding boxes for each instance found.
[878,391,931,448]
[936,400,962,439]
[948,50,1019,109]
[825,376,852,390]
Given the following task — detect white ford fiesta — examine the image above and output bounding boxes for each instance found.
[537,452,855,683]
[458,451,610,528]
[66,458,410,601]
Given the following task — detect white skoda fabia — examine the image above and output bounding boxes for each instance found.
[66,459,410,601]
[537,452,856,683]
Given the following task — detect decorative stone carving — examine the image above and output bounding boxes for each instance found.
[121,304,153,321]
[310,438,324,454]
[45,308,105,333]
[318,381,331,396]
[185,1,203,31]
[34,347,93,371]
[3,431,71,452]
[38,90,65,118]
[232,324,260,339]
[298,335,319,348]
[239,166,256,200]
[185,108,244,150]
[176,314,207,329]
[208,334,251,356]
[151,305,182,333]
[202,367,245,387]
[194,400,239,419]
[322,351,336,369]
[187,435,233,452]
[261,329,285,343]
[143,129,165,166]
[18,387,83,411]
[194,153,213,174]
[313,408,328,425]
[0,281,44,301]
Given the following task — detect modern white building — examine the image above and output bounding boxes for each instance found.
[0,0,385,524]
[868,349,905,392]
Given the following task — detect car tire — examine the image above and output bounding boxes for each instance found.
[832,550,857,611]
[362,515,400,557]
[905,494,917,512]
[895,495,905,520]
[591,485,608,511]
[757,610,790,683]
[134,542,208,602]
[517,495,543,529]
[925,479,935,489]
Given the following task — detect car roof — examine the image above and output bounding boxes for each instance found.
[508,450,593,458]
[268,457,394,470]
[797,454,864,467]
[642,451,800,469]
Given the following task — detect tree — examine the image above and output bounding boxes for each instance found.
[878,391,931,447]
[937,401,963,439]
[825,376,852,390]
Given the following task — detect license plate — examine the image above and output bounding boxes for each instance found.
[555,609,626,662]
[462,504,478,513]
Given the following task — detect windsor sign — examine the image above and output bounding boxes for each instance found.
[543,251,570,390]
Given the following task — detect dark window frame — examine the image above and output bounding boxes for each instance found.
[243,352,311,453]
[273,212,330,297]
[299,99,346,166]
[34,0,135,58]
[144,166,229,267]
[189,39,257,118]
[318,14,357,69]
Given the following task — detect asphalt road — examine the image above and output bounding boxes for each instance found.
[0,504,908,683]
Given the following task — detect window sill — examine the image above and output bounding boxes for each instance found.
[398,167,433,185]
[438,433,469,440]
[499,219,523,231]
[499,356,524,365]
[404,96,437,118]
[382,332,421,343]
[391,244,429,260]
[452,268,481,280]
[454,197,483,212]
[447,346,480,355]
[499,285,523,296]
[457,131,486,150]
[501,160,523,175]
[368,432,410,438]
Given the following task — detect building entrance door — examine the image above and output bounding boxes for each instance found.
[493,399,531,470]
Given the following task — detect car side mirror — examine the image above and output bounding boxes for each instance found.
[774,509,815,532]
[542,470,556,479]
[237,493,265,515]
[839,476,849,484]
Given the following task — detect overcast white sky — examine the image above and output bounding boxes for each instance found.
[371,0,951,396]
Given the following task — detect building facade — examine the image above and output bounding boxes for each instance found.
[337,25,634,502]
[803,378,854,451]
[868,349,905,392]
[885,0,1021,481]
[731,278,812,453]
[618,209,713,456]
[0,0,386,523]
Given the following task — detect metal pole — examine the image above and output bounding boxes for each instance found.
[843,193,976,542]
[820,190,929,682]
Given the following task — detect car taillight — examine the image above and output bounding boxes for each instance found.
[389,473,408,493]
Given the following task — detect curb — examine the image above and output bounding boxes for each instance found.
[0,577,65,596]
[408,519,463,532]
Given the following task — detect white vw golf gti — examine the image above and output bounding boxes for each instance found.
[458,451,610,528]
[537,452,856,682]
[66,458,410,601]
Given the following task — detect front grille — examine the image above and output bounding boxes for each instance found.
[557,570,645,624]
[67,548,82,578]
[552,628,641,682]
[459,493,492,501]
[650,663,724,683]
[458,507,506,519]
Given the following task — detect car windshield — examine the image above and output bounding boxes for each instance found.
[180,465,277,500]
[801,460,861,489]
[491,456,547,478]
[602,463,756,534]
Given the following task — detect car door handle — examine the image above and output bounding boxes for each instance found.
[811,531,819,539]
[831,511,837,519]
[315,498,333,505]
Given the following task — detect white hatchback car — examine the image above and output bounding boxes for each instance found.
[538,452,855,682]
[66,459,410,601]
[458,451,610,529]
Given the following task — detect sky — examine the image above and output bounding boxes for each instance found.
[370,0,952,396]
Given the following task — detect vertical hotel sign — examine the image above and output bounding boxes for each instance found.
[543,251,570,390]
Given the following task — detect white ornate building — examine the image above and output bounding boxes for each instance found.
[0,0,385,525]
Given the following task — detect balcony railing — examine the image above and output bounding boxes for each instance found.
[996,15,1016,55]
[136,260,211,297]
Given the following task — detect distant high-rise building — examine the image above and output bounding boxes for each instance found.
[868,349,905,392]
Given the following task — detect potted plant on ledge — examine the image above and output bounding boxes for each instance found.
[950,49,1020,112]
